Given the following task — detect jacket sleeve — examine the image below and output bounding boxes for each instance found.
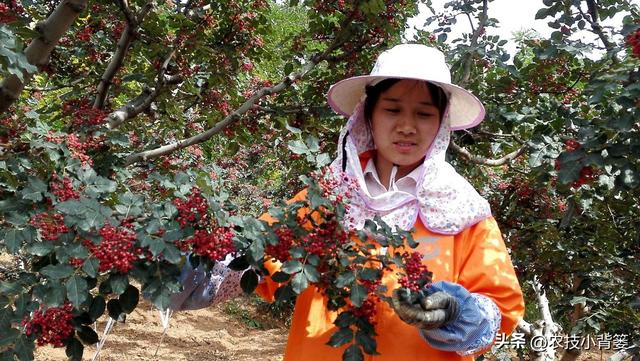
[255,188,309,302]
[451,216,525,354]
[454,217,524,333]
[421,216,524,355]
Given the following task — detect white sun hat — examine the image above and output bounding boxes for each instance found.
[327,43,486,130]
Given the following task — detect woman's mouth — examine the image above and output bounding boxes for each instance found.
[393,141,417,153]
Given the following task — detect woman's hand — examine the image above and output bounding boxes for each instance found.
[391,286,460,330]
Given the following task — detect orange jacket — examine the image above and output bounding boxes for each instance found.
[256,188,524,361]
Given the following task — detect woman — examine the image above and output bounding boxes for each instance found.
[172,44,525,360]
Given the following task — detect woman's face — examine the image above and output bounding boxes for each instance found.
[370,80,441,173]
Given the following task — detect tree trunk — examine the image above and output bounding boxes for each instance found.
[0,0,88,113]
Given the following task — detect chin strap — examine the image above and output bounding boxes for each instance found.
[341,131,349,172]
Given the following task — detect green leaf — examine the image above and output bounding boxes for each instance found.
[285,122,302,134]
[356,330,378,355]
[88,295,106,322]
[66,276,88,307]
[281,260,303,274]
[20,177,47,202]
[44,282,65,306]
[107,299,123,320]
[4,229,21,254]
[342,344,363,361]
[359,268,379,281]
[0,328,19,347]
[291,272,309,294]
[25,241,54,256]
[108,274,129,295]
[248,238,265,262]
[162,244,181,264]
[13,334,35,361]
[327,327,353,347]
[77,325,99,345]
[0,281,22,295]
[316,153,331,167]
[40,264,74,280]
[535,8,548,19]
[306,136,320,152]
[334,311,355,328]
[65,337,84,361]
[350,284,367,308]
[288,139,308,155]
[303,264,320,283]
[118,285,139,314]
[240,269,259,294]
[228,255,250,271]
[336,272,356,288]
[82,258,99,278]
[271,271,291,283]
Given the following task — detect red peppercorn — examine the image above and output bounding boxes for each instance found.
[23,303,74,347]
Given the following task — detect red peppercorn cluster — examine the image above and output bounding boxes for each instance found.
[23,303,74,347]
[302,218,348,258]
[29,212,69,241]
[266,227,296,262]
[351,297,378,326]
[181,227,236,262]
[84,224,137,273]
[173,188,209,227]
[314,167,359,208]
[64,134,104,167]
[564,139,580,152]
[571,166,597,189]
[626,30,640,58]
[62,99,109,128]
[0,0,24,23]
[361,278,381,294]
[76,27,93,42]
[49,174,80,202]
[67,258,84,267]
[399,251,432,292]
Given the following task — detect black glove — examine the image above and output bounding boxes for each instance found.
[391,288,460,329]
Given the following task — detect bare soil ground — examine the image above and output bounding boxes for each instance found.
[34,299,289,361]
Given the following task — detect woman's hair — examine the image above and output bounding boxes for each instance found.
[363,78,448,123]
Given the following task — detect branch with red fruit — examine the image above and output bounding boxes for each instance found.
[122,14,357,165]
[93,0,155,109]
[231,171,433,361]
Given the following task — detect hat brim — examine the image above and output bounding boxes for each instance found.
[327,75,485,130]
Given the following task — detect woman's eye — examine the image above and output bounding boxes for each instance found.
[418,112,435,117]
[385,109,400,113]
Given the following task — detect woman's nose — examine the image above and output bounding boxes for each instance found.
[395,114,417,134]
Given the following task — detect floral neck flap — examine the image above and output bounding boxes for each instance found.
[328,101,492,235]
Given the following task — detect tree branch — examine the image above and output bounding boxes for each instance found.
[0,0,88,113]
[459,0,488,87]
[93,1,154,109]
[449,140,527,166]
[533,276,561,361]
[465,12,476,34]
[578,0,617,60]
[252,105,328,115]
[115,0,136,27]
[106,73,183,129]
[123,15,356,166]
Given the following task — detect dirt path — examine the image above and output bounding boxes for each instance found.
[35,300,288,361]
